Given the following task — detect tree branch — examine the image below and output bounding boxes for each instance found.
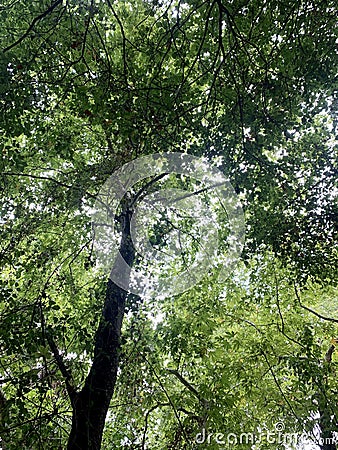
[294,284,338,324]
[46,331,76,402]
[325,344,336,363]
[167,369,206,405]
[3,0,63,53]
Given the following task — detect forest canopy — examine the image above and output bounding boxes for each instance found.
[0,0,337,449]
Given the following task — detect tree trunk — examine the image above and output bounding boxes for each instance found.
[319,344,337,450]
[319,408,337,450]
[67,205,134,450]
[0,388,8,449]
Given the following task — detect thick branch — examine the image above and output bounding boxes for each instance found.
[325,345,336,363]
[46,332,76,402]
[167,369,206,405]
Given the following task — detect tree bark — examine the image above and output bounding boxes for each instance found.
[318,344,337,450]
[0,388,8,449]
[319,411,337,450]
[67,205,134,450]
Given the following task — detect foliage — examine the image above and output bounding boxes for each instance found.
[0,0,337,449]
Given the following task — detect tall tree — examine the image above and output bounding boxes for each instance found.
[0,0,337,448]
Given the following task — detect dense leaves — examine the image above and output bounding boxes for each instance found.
[0,0,337,449]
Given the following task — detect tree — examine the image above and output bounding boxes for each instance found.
[0,0,337,448]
